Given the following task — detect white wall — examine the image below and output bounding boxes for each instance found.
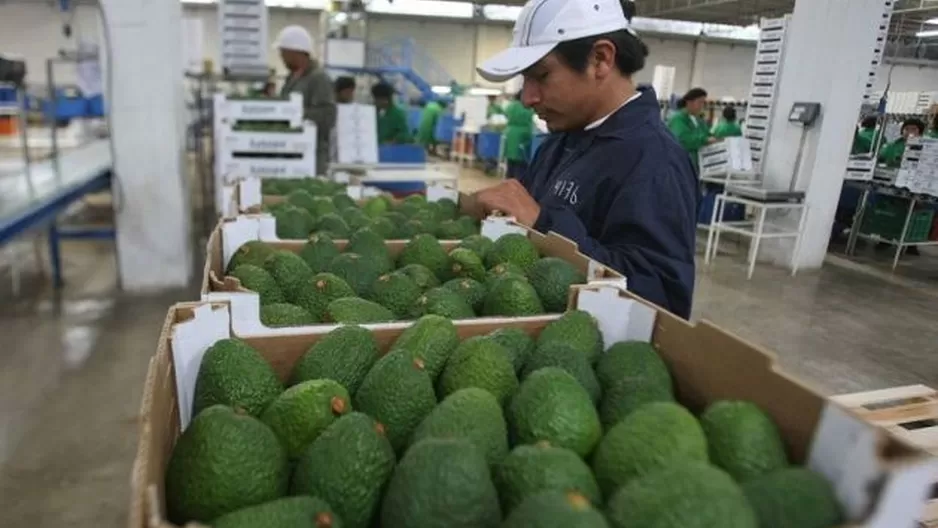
[3,2,938,99]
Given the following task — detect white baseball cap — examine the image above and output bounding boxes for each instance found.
[275,25,314,54]
[477,0,633,83]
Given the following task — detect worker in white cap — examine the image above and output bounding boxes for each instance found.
[471,0,698,319]
[275,25,336,176]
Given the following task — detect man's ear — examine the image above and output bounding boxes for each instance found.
[592,40,617,79]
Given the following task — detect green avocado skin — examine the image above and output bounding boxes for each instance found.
[191,338,283,419]
[211,496,341,528]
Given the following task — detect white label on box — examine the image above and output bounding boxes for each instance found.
[170,304,232,430]
[481,216,528,241]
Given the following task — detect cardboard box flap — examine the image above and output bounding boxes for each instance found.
[170,304,231,429]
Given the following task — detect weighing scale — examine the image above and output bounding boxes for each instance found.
[726,102,821,203]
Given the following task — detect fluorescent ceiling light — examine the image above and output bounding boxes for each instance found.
[431,85,452,95]
[916,29,938,38]
[368,0,473,19]
[469,87,502,96]
[926,18,938,24]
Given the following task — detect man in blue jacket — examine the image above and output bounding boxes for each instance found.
[473,0,698,319]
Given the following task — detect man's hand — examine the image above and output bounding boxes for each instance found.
[473,179,541,227]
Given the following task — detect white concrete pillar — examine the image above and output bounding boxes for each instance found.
[100,0,193,290]
[759,0,890,269]
[689,39,707,90]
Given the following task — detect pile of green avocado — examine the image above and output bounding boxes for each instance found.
[260,179,480,241]
[165,312,844,528]
[225,231,587,327]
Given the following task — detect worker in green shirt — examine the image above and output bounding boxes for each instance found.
[879,118,924,168]
[487,95,505,118]
[416,98,446,154]
[371,82,411,144]
[852,116,878,154]
[502,92,535,179]
[667,87,716,168]
[712,106,742,139]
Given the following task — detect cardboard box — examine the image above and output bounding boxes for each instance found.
[200,215,627,337]
[131,285,938,528]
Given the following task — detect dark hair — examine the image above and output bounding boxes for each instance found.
[860,116,878,129]
[371,82,394,100]
[722,106,737,122]
[334,76,355,92]
[902,118,926,135]
[682,88,708,103]
[552,0,648,76]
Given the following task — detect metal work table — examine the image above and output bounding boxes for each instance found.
[0,139,114,288]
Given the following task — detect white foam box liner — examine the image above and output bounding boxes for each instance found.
[132,285,938,528]
[199,215,626,338]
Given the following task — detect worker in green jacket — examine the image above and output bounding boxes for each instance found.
[879,118,924,168]
[712,106,742,139]
[502,92,535,179]
[852,116,878,154]
[371,82,412,144]
[667,87,715,168]
[416,99,446,154]
[487,95,505,119]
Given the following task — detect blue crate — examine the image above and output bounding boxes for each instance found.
[41,96,89,120]
[378,144,426,163]
[434,113,462,144]
[87,95,106,117]
[476,131,502,161]
[698,187,745,225]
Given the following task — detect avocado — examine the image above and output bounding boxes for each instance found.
[327,253,383,297]
[370,273,422,319]
[353,352,437,452]
[411,388,509,466]
[395,264,441,291]
[485,233,540,272]
[437,336,519,406]
[458,234,494,262]
[487,327,536,374]
[599,376,674,430]
[262,178,287,195]
[388,314,460,380]
[410,287,476,319]
[592,402,708,498]
[192,338,283,418]
[227,241,276,273]
[211,496,339,528]
[396,234,450,281]
[342,208,372,232]
[325,297,395,324]
[495,443,601,512]
[308,197,339,218]
[298,232,341,273]
[347,228,392,271]
[522,341,601,404]
[291,413,395,528]
[362,196,390,218]
[536,310,603,364]
[482,276,545,316]
[260,303,317,327]
[264,251,315,301]
[286,189,317,213]
[229,264,285,305]
[434,197,458,219]
[290,325,380,394]
[292,272,356,322]
[260,379,351,458]
[368,216,396,239]
[316,213,351,238]
[595,341,672,392]
[503,491,609,528]
[382,211,408,237]
[332,192,357,210]
[442,278,486,312]
[436,219,467,240]
[380,438,501,528]
[508,367,601,457]
[272,205,315,239]
[446,247,487,282]
[700,400,789,482]
[742,467,842,528]
[485,261,528,287]
[606,463,757,528]
[527,257,586,312]
[165,406,289,524]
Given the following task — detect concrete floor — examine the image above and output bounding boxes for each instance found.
[1,172,938,526]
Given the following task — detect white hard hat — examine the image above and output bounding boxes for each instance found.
[477,0,635,82]
[275,25,313,54]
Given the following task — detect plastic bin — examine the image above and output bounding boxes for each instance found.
[434,114,461,144]
[87,94,106,117]
[860,196,935,243]
[476,131,502,161]
[378,144,427,164]
[698,186,745,225]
